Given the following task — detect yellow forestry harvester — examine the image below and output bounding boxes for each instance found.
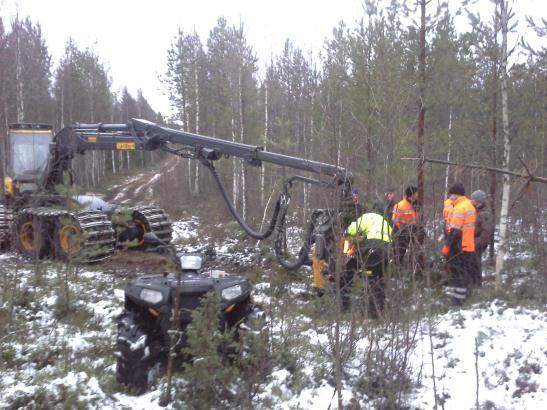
[1,122,171,262]
[0,119,352,268]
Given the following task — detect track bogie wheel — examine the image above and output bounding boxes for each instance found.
[131,213,148,249]
[55,219,83,260]
[15,214,46,258]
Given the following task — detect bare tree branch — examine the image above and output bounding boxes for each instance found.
[401,157,547,184]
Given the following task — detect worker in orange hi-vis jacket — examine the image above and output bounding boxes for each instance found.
[392,185,419,265]
[443,183,476,305]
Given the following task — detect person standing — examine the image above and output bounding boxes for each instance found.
[443,183,476,305]
[470,190,494,287]
[392,185,419,264]
[344,202,392,317]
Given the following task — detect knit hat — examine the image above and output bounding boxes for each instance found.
[352,188,359,195]
[470,190,487,205]
[448,183,465,196]
[405,185,418,198]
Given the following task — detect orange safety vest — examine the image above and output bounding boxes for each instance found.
[392,198,417,229]
[447,196,476,252]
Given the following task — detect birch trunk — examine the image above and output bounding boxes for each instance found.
[102,152,106,179]
[60,84,65,128]
[111,151,116,174]
[238,65,247,221]
[193,53,200,196]
[185,110,192,194]
[15,30,24,122]
[230,93,239,209]
[260,82,268,208]
[444,105,453,198]
[489,14,500,262]
[417,0,426,208]
[495,0,511,285]
[91,151,96,187]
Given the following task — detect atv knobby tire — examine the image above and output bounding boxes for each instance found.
[116,312,152,393]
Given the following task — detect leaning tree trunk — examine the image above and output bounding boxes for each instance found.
[495,0,511,286]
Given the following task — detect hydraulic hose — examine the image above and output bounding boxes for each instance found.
[203,159,281,240]
[201,157,330,271]
[273,199,314,271]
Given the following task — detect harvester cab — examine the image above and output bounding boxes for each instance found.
[4,123,53,199]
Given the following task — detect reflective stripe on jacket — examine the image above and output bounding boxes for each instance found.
[447,196,476,252]
[392,198,417,229]
[346,212,392,243]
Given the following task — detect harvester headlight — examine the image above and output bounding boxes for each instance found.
[221,285,242,301]
[140,288,163,304]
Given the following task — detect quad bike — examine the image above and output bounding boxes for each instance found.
[115,232,267,392]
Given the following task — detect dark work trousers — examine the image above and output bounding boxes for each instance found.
[394,228,411,264]
[393,225,424,271]
[342,243,387,316]
[447,251,475,304]
[470,250,485,288]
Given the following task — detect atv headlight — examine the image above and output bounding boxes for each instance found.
[221,285,242,300]
[180,255,203,270]
[140,288,163,304]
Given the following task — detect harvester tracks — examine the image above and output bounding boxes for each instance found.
[14,207,116,262]
[0,204,12,248]
[130,205,172,246]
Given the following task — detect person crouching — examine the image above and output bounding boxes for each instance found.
[343,202,392,317]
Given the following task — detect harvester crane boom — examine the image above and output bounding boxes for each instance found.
[47,118,348,177]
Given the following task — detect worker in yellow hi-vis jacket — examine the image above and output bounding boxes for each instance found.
[343,202,392,317]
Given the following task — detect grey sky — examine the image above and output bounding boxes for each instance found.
[1,0,545,117]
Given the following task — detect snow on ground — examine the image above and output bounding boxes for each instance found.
[1,216,545,409]
[170,217,200,243]
[134,173,161,196]
[410,301,547,409]
[112,173,146,202]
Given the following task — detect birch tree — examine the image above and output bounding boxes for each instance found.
[494,0,515,283]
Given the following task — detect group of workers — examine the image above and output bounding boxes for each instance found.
[338,182,494,316]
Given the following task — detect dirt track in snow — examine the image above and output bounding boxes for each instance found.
[103,155,181,205]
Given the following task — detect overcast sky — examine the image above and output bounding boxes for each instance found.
[1,0,545,117]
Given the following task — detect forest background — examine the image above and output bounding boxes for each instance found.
[0,0,545,260]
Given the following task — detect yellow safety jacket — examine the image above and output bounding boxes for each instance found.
[346,212,392,243]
